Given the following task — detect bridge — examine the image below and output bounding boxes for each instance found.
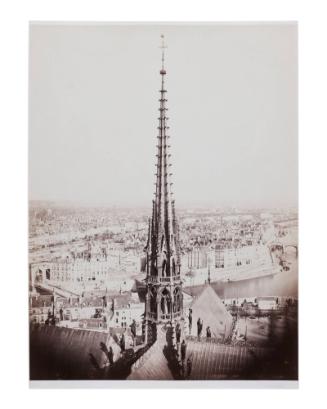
[284,244,298,256]
[34,281,80,298]
[268,241,298,257]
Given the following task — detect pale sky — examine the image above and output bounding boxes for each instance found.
[29,23,297,208]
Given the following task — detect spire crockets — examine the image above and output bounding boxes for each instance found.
[143,36,183,344]
[146,35,181,282]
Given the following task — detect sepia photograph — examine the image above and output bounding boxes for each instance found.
[28,22,298,386]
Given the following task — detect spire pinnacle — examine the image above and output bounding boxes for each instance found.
[143,37,182,332]
[160,34,167,75]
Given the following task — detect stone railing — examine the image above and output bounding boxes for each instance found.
[147,311,182,321]
[147,275,181,284]
[160,311,181,320]
[185,335,226,345]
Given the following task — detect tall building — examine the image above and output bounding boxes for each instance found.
[143,35,184,344]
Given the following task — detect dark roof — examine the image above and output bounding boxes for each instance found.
[30,324,117,380]
[185,339,270,380]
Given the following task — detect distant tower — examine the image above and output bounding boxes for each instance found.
[144,35,183,344]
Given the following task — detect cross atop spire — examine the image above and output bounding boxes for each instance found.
[160,34,167,75]
[145,35,181,283]
[143,37,183,341]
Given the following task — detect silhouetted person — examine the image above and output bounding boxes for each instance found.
[197,318,203,338]
[206,326,211,338]
[176,323,181,343]
[188,309,193,334]
[181,340,187,361]
[108,346,114,365]
[120,333,125,353]
[89,353,100,371]
[130,320,137,338]
[100,341,115,367]
[187,357,192,378]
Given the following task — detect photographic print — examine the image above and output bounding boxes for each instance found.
[29,23,298,385]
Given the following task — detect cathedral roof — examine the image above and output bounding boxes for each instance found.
[127,342,173,380]
[30,324,121,380]
[128,324,174,380]
[184,339,270,380]
[189,285,233,339]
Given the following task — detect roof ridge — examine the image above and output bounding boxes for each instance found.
[190,284,215,307]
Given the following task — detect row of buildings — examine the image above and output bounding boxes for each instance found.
[29,241,276,290]
[185,241,273,270]
[29,291,144,333]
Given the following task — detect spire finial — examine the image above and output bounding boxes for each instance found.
[160,34,167,74]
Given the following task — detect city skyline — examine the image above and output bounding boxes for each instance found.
[29,23,297,208]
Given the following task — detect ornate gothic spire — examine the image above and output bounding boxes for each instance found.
[143,37,183,342]
[146,35,181,282]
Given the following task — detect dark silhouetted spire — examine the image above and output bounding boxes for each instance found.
[146,34,181,281]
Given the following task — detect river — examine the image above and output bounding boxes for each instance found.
[185,248,298,300]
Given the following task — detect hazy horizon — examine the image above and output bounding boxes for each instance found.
[29,23,298,209]
[28,199,297,211]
